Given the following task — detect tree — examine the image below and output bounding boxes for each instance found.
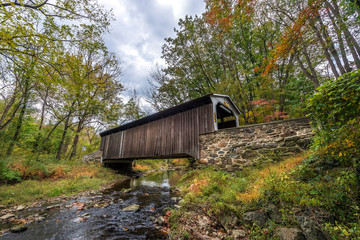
[122,90,145,122]
[55,37,123,159]
[150,4,313,124]
[147,64,190,111]
[205,0,360,81]
[0,0,124,159]
[0,0,113,130]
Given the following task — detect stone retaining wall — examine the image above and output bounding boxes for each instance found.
[197,117,314,171]
[83,151,103,163]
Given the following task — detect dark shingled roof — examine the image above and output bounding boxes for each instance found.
[100,93,239,137]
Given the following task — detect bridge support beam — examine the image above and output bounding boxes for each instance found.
[103,159,133,173]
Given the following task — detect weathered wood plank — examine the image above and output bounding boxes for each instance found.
[102,103,215,160]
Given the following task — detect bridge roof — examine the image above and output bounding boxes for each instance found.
[100,93,240,137]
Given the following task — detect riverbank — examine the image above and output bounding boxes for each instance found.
[0,160,126,207]
[0,161,128,237]
[0,179,125,235]
[166,154,360,239]
[0,169,184,239]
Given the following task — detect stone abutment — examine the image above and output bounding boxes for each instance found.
[197,117,314,171]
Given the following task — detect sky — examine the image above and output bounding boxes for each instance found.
[98,0,206,106]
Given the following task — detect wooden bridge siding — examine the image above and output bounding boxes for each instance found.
[101,104,214,160]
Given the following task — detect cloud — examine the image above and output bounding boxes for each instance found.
[98,0,206,99]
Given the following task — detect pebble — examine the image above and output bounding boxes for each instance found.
[232,229,247,239]
[36,216,46,222]
[46,204,61,210]
[122,204,140,212]
[0,213,15,220]
[171,197,182,202]
[10,225,27,233]
[90,195,103,199]
[80,213,91,217]
[16,205,25,211]
[155,216,165,224]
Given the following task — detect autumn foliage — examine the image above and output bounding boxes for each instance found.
[263,0,323,76]
[204,0,256,31]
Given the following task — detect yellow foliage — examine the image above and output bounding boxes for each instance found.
[236,154,307,203]
[171,158,188,166]
[67,166,98,178]
[189,179,210,194]
[133,164,150,171]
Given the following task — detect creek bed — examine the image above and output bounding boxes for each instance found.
[0,170,184,240]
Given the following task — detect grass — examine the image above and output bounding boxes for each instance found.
[236,154,307,203]
[0,155,125,206]
[177,155,307,211]
[170,153,360,239]
[0,177,108,205]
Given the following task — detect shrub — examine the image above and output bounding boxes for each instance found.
[306,70,360,170]
[0,160,21,184]
[306,69,360,132]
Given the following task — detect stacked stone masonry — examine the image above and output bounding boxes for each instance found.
[198,117,314,171]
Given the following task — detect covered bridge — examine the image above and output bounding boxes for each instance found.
[100,94,240,164]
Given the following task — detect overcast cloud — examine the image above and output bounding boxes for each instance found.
[98,0,206,102]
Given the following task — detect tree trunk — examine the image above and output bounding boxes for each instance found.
[70,118,84,159]
[279,54,295,113]
[310,20,340,78]
[0,101,22,131]
[327,11,352,72]
[316,15,346,75]
[0,90,20,128]
[56,115,71,160]
[6,77,30,156]
[296,50,320,88]
[34,87,49,152]
[328,0,360,69]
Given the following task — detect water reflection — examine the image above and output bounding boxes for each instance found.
[130,171,182,189]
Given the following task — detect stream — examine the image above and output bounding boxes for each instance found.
[0,170,184,240]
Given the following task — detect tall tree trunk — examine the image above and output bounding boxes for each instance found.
[0,77,22,130]
[0,90,20,128]
[296,50,320,88]
[328,0,360,69]
[34,87,49,152]
[6,77,30,156]
[56,115,71,160]
[310,20,340,78]
[0,101,22,131]
[327,11,352,72]
[279,54,295,113]
[70,118,84,159]
[317,15,346,75]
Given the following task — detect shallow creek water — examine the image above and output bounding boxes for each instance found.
[0,170,184,240]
